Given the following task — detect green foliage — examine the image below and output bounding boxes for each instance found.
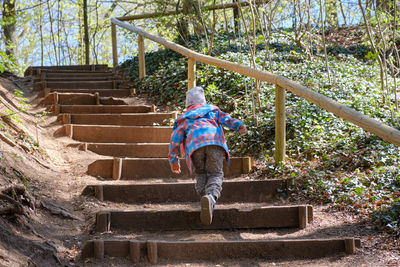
[35,110,48,123]
[373,201,400,236]
[3,109,22,124]
[1,89,31,125]
[121,49,184,85]
[14,89,30,112]
[19,133,39,151]
[327,45,370,60]
[12,154,23,161]
[130,57,188,108]
[0,51,17,73]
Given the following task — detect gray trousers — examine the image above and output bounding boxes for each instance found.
[191,145,225,200]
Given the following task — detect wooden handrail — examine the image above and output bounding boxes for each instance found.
[111,17,400,163]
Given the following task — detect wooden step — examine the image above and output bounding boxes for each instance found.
[83,179,292,204]
[25,64,109,76]
[33,78,123,89]
[57,113,176,126]
[39,93,99,106]
[87,157,252,180]
[45,80,125,89]
[54,125,170,143]
[39,93,128,106]
[81,238,360,262]
[94,205,313,232]
[29,65,360,265]
[40,72,117,79]
[45,89,133,97]
[34,76,120,82]
[49,89,131,97]
[51,105,153,115]
[78,143,169,157]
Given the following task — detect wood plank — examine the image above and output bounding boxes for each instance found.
[61,113,175,126]
[81,238,360,260]
[96,206,311,231]
[83,179,291,204]
[87,157,250,179]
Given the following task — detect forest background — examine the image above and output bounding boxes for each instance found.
[0,0,371,72]
[1,0,400,237]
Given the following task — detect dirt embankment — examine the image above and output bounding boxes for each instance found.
[0,73,95,266]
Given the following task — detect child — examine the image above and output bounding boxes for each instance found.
[168,86,247,225]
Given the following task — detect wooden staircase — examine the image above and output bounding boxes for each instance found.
[28,65,360,264]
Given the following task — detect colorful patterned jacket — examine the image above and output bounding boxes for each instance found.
[168,104,244,173]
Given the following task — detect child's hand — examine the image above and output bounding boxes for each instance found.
[170,162,181,174]
[238,125,247,135]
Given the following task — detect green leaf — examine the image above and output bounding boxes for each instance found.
[365,51,379,60]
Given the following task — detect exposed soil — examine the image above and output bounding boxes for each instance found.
[0,73,399,267]
[324,25,366,48]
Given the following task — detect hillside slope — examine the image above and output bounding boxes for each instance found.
[0,73,96,266]
[0,72,399,266]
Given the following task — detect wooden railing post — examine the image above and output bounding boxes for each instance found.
[275,85,286,164]
[111,22,118,67]
[138,35,146,79]
[188,58,196,90]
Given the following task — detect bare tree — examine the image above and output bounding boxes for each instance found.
[319,0,332,84]
[47,0,59,65]
[338,0,347,25]
[39,0,44,66]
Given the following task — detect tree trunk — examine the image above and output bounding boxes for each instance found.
[83,0,90,65]
[177,0,206,40]
[78,5,83,65]
[2,0,17,59]
[57,0,62,64]
[185,0,205,35]
[92,0,99,64]
[233,0,240,34]
[320,0,332,84]
[176,0,190,42]
[62,11,73,65]
[47,0,59,65]
[338,0,347,25]
[208,0,217,55]
[39,0,44,66]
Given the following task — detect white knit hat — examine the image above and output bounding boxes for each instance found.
[185,86,206,108]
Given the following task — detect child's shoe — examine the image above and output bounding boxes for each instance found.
[200,194,215,225]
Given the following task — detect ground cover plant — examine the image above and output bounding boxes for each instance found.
[122,31,400,236]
